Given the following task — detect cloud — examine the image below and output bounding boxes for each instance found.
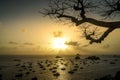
[21,28,28,33]
[23,42,34,45]
[8,41,18,45]
[65,41,79,46]
[53,31,63,38]
[81,44,90,47]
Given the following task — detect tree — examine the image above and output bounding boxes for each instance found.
[40,0,120,44]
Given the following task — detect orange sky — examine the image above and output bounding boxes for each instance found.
[0,0,120,55]
[0,16,120,55]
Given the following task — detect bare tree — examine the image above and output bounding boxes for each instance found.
[40,0,120,44]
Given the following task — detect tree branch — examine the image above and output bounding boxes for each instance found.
[40,0,120,44]
[84,27,116,44]
[77,18,120,28]
[46,11,80,23]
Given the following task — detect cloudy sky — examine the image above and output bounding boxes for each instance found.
[0,0,120,55]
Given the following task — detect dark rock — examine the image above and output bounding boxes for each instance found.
[80,67,84,69]
[75,54,80,60]
[16,64,20,66]
[0,74,2,77]
[32,70,36,72]
[114,71,120,80]
[26,72,30,75]
[53,72,60,77]
[42,68,46,70]
[114,59,118,61]
[74,65,79,68]
[46,64,50,67]
[68,70,74,74]
[15,73,23,78]
[86,56,100,60]
[21,65,25,68]
[18,69,23,72]
[31,77,38,80]
[110,62,116,64]
[29,69,32,71]
[53,67,57,69]
[52,70,56,73]
[49,68,53,71]
[61,68,66,70]
[73,68,77,71]
[55,56,62,58]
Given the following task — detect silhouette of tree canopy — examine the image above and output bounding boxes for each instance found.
[40,0,120,44]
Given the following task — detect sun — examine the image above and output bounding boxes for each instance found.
[52,38,68,49]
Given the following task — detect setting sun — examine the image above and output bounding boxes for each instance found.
[52,38,68,49]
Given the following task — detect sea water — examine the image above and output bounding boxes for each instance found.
[0,55,120,80]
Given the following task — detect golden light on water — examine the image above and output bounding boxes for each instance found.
[52,38,68,50]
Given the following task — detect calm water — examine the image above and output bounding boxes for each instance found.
[0,55,120,80]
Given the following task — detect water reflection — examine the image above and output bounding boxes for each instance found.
[55,57,70,80]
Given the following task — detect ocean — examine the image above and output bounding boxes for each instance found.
[0,55,120,80]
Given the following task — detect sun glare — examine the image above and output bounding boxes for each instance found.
[52,38,68,49]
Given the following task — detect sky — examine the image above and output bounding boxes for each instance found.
[0,0,120,55]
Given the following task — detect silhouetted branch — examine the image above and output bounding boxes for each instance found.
[77,18,120,28]
[40,0,120,44]
[82,25,115,44]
